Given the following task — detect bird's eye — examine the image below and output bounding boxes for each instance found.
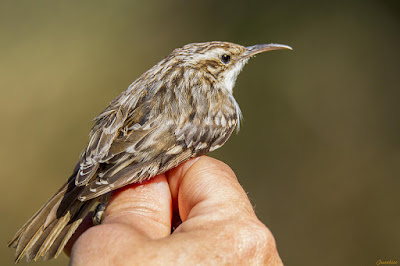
[220,54,231,64]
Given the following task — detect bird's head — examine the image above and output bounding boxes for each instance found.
[172,41,292,93]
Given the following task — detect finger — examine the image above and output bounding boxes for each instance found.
[166,156,256,224]
[102,174,172,239]
[163,156,282,265]
[67,174,172,258]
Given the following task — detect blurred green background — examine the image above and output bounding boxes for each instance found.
[1,0,399,265]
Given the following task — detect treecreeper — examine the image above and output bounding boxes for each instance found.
[8,41,292,262]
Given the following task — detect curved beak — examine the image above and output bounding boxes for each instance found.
[244,43,292,58]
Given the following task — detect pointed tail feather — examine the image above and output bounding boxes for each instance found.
[8,179,97,263]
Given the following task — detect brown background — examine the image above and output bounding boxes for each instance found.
[1,1,399,265]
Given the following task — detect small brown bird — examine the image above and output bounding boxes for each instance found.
[8,41,291,262]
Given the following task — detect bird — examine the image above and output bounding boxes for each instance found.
[8,41,292,262]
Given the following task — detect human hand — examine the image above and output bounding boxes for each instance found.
[65,156,283,265]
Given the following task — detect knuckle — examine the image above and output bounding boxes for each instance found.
[231,220,279,264]
[196,156,238,182]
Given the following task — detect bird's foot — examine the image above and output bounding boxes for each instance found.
[92,202,107,225]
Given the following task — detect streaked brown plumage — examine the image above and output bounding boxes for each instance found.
[8,41,292,262]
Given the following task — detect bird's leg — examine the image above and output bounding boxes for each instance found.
[92,193,111,225]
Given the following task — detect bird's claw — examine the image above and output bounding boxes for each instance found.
[92,202,107,225]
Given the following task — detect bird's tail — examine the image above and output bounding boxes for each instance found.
[8,177,97,263]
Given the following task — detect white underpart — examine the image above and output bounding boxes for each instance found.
[223,59,249,93]
[225,59,247,131]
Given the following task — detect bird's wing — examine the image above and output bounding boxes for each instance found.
[77,117,190,201]
[77,112,238,201]
[74,88,148,186]
[74,105,128,186]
